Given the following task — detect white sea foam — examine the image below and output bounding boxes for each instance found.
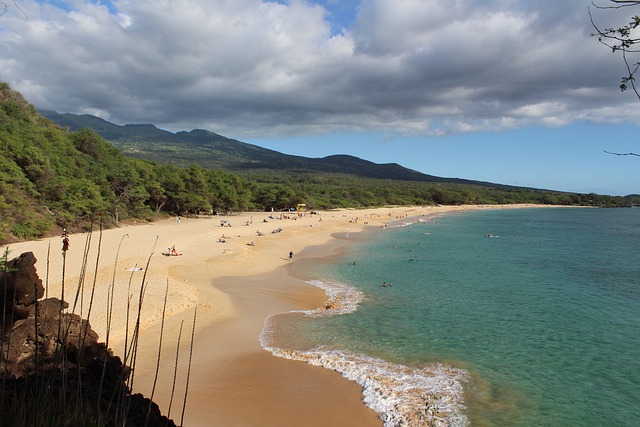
[259,280,471,427]
[304,279,365,316]
[259,280,364,347]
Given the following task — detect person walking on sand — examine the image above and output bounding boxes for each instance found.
[289,251,294,260]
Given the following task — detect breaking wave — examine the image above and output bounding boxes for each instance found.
[259,280,470,427]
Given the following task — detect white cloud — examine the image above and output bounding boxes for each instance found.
[1,0,638,138]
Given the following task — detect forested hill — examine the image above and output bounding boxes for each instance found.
[1,83,257,243]
[40,109,492,186]
[1,83,636,244]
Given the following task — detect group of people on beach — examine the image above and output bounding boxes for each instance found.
[165,245,180,256]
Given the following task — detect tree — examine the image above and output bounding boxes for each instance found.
[252,184,297,211]
[182,165,212,214]
[591,1,640,99]
[155,165,189,214]
[107,168,149,225]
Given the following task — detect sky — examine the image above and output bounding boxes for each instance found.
[1,0,639,196]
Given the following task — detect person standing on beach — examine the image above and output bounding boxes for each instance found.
[62,229,70,252]
[289,251,294,260]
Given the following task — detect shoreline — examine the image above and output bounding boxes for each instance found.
[258,222,470,427]
[1,204,552,425]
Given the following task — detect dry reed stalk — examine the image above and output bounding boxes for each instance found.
[108,272,136,425]
[52,229,69,403]
[53,227,92,407]
[2,249,20,397]
[69,232,92,320]
[166,320,184,424]
[0,248,11,401]
[124,280,147,387]
[45,241,50,301]
[120,237,156,424]
[127,256,154,391]
[97,233,128,407]
[82,226,103,342]
[75,225,104,417]
[56,229,92,405]
[127,236,157,372]
[180,306,197,427]
[123,271,135,367]
[33,278,40,422]
[145,280,169,427]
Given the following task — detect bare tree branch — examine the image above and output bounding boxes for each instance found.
[604,150,640,156]
[0,1,28,20]
[590,1,640,100]
[593,0,640,9]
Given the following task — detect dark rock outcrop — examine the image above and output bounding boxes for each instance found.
[0,252,177,426]
[0,252,44,332]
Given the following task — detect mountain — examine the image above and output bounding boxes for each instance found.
[39,110,498,187]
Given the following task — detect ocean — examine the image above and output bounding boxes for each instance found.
[260,207,640,426]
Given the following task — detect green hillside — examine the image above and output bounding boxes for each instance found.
[39,108,639,208]
[40,110,500,186]
[0,84,257,243]
[1,83,636,243]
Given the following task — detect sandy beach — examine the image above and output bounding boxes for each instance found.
[1,204,539,426]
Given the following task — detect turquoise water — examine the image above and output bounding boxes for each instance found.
[264,208,640,426]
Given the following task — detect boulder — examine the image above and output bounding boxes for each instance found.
[1,252,44,334]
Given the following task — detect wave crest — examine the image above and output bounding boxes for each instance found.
[260,280,470,427]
